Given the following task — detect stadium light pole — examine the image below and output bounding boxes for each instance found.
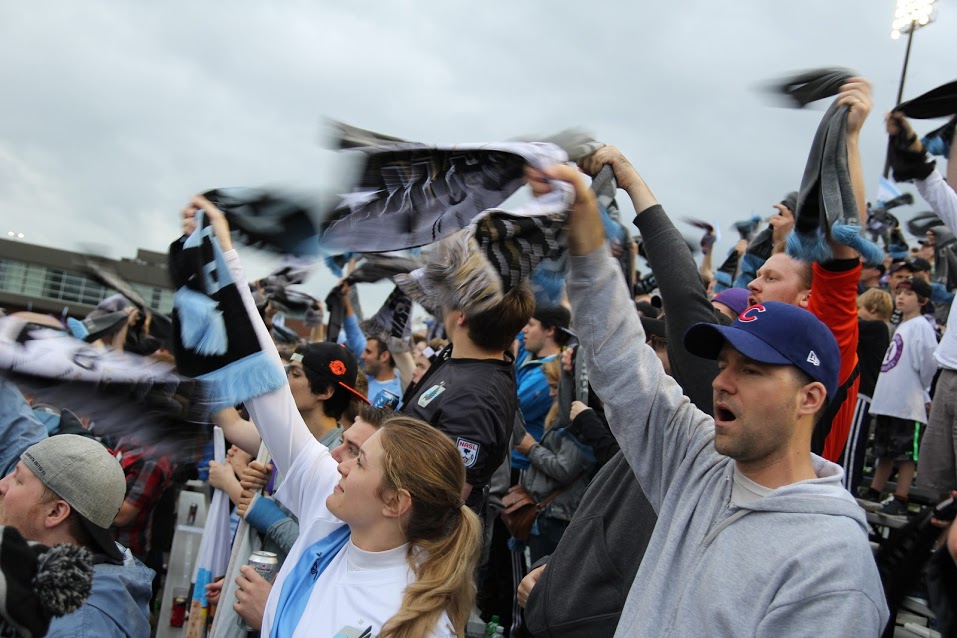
[883,0,937,177]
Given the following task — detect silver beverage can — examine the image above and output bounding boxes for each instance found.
[247,551,279,583]
[237,551,279,630]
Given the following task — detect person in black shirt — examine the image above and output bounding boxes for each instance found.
[402,281,533,513]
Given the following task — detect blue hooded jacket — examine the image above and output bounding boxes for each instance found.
[512,333,557,470]
[47,545,154,638]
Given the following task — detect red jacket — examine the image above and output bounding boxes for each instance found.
[808,261,861,462]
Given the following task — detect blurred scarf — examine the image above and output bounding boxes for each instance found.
[775,68,883,265]
[394,177,574,317]
[319,141,568,254]
[0,319,208,462]
[202,188,320,257]
[360,286,414,354]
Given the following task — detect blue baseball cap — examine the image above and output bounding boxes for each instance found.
[712,287,750,317]
[683,302,839,400]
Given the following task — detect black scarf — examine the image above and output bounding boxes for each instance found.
[202,188,321,257]
[0,321,209,463]
[895,79,957,118]
[361,286,414,353]
[776,68,883,266]
[168,213,287,412]
[319,141,569,254]
[346,254,424,285]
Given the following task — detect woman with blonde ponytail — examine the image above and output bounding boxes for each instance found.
[376,417,482,638]
[180,198,483,637]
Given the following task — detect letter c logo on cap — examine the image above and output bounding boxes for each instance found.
[738,304,766,323]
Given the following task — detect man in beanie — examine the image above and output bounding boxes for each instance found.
[0,434,153,637]
[536,164,888,636]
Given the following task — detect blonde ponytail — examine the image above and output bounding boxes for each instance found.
[374,417,483,638]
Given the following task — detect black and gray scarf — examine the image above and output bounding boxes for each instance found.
[168,212,287,412]
[775,68,883,266]
[0,319,209,462]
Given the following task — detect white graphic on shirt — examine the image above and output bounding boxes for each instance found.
[417,382,447,408]
[456,438,480,468]
[881,333,904,373]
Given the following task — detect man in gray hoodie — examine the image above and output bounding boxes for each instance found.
[542,163,888,636]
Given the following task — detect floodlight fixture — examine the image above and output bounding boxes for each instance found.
[891,0,936,38]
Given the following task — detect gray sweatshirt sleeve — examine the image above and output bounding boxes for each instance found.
[566,245,714,512]
[265,517,300,556]
[757,590,884,637]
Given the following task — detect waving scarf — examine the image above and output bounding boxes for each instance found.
[0,319,208,462]
[394,176,574,317]
[360,286,414,354]
[201,188,321,258]
[168,211,287,412]
[319,142,569,254]
[775,68,883,266]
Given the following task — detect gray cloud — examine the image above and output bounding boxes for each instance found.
[0,1,952,308]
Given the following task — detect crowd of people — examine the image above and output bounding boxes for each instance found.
[1,73,956,637]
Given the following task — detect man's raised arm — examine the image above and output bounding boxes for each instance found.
[545,165,713,511]
[582,146,720,415]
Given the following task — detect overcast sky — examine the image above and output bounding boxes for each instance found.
[0,1,952,309]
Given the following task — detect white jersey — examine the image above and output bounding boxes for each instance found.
[869,316,938,424]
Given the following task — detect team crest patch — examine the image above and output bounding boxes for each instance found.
[417,382,447,408]
[456,438,480,468]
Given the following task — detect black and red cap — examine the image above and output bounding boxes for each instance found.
[290,342,370,404]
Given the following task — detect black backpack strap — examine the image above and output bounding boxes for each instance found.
[811,363,860,456]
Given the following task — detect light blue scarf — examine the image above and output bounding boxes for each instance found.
[270,524,351,638]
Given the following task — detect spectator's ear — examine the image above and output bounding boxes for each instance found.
[312,386,334,402]
[43,499,72,530]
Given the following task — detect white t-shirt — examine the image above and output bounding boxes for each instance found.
[869,315,938,424]
[731,466,773,508]
[225,249,455,638]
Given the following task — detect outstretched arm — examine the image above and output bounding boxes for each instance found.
[540,165,714,511]
[581,146,719,416]
[211,407,262,456]
[889,113,957,233]
[181,197,333,488]
[341,284,367,357]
